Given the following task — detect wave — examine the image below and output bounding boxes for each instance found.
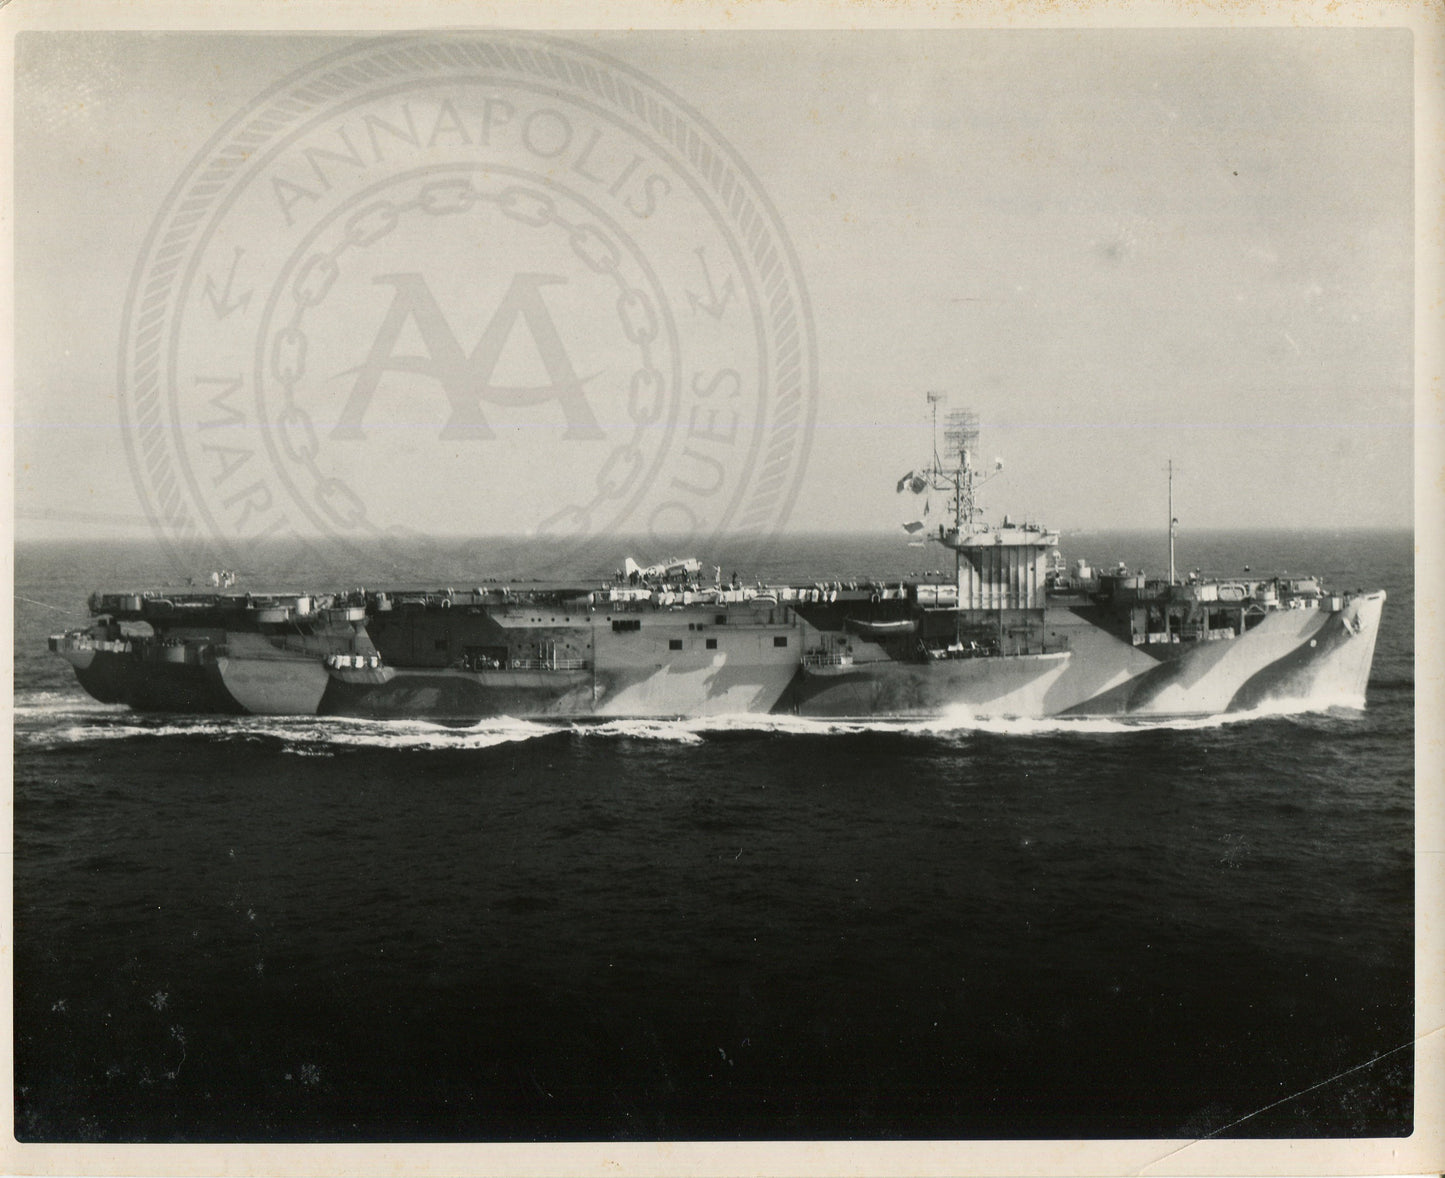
[1368,675,1415,692]
[11,691,131,718]
[12,712,559,753]
[12,695,1369,752]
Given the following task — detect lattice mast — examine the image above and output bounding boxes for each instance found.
[941,408,979,536]
[922,394,981,533]
[917,395,983,585]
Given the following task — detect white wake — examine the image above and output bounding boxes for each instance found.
[12,689,1368,753]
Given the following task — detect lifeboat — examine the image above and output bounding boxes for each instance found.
[846,617,918,638]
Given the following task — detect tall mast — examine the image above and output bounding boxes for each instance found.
[1168,459,1176,586]
[927,391,944,477]
[944,408,979,535]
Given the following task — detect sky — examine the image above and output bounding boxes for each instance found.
[11,27,1416,544]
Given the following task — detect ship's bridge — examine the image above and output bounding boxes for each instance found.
[939,521,1059,610]
[942,524,1060,550]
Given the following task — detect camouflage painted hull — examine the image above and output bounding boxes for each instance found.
[787,592,1383,719]
[53,590,1384,720]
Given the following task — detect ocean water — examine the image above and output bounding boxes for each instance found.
[12,531,1414,1142]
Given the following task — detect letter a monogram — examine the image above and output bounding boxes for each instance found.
[333,272,603,440]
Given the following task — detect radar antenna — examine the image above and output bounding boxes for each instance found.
[942,409,979,532]
[926,391,946,474]
[943,410,978,473]
[902,395,999,542]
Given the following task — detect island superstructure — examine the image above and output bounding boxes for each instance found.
[52,402,1385,720]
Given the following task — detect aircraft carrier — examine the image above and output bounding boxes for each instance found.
[51,405,1384,721]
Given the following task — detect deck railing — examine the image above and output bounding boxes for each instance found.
[508,657,589,671]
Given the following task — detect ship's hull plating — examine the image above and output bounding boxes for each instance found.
[64,648,322,716]
[55,592,1384,721]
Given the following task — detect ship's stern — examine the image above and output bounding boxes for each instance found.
[50,629,133,704]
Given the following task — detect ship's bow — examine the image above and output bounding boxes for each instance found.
[1226,590,1386,713]
[1333,589,1387,705]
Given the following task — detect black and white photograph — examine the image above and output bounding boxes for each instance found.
[6,2,1439,1173]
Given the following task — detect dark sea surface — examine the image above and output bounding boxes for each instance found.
[12,530,1415,1142]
